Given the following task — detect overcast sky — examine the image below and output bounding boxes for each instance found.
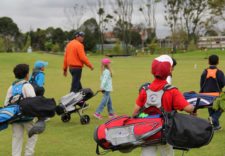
[0,0,170,38]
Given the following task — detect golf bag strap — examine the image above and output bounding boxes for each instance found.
[96,144,110,155]
[9,81,27,105]
[193,97,201,113]
[136,84,175,117]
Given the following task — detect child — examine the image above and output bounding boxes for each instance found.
[4,64,38,156]
[30,60,48,96]
[94,58,116,119]
[132,55,194,156]
[166,57,177,84]
[200,54,225,131]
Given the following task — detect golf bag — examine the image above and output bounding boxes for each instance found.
[94,115,165,154]
[0,96,56,131]
[55,88,95,124]
[94,112,214,154]
[19,96,56,118]
[94,83,214,154]
[183,92,217,109]
[0,105,20,130]
[165,111,214,149]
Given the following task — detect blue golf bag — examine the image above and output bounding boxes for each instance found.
[183,92,217,109]
[0,105,20,130]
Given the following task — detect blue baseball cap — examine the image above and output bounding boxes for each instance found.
[34,60,48,69]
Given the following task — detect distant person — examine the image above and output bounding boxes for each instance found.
[63,31,94,94]
[29,60,48,96]
[200,54,225,131]
[94,58,116,119]
[4,64,38,156]
[132,55,194,156]
[166,58,177,85]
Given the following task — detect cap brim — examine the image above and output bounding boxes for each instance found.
[43,62,48,66]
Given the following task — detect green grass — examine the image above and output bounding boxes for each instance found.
[0,50,225,156]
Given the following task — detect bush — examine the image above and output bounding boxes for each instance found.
[0,37,4,52]
[112,40,123,54]
[51,43,60,53]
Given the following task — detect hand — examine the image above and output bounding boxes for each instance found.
[190,112,197,116]
[90,66,94,71]
[63,70,67,77]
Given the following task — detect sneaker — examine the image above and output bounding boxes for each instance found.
[213,126,222,131]
[94,113,103,119]
[109,113,117,119]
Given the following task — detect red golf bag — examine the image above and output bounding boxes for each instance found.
[94,115,166,154]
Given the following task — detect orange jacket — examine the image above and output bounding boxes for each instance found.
[63,39,93,71]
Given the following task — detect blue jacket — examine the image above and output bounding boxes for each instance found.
[30,70,45,87]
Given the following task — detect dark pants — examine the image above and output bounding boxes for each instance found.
[208,108,222,127]
[69,68,82,93]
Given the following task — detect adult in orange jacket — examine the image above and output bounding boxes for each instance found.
[63,31,94,93]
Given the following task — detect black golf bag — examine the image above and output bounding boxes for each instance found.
[0,96,56,131]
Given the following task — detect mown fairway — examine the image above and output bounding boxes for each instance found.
[0,50,224,156]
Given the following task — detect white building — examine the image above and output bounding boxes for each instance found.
[197,36,225,49]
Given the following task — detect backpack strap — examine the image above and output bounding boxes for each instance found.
[200,68,221,92]
[8,81,28,105]
[136,84,175,117]
[30,71,41,84]
[163,84,175,91]
[138,82,150,93]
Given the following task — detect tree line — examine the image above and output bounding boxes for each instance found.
[0,0,224,54]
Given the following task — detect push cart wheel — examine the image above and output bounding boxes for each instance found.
[61,114,71,122]
[80,115,90,125]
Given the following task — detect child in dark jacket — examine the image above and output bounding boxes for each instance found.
[200,54,225,131]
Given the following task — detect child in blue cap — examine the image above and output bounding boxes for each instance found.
[29,60,48,96]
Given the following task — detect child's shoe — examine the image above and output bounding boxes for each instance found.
[109,113,117,119]
[94,113,103,120]
[213,126,222,131]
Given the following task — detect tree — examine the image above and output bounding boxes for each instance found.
[30,29,46,51]
[204,29,218,36]
[164,0,182,52]
[164,0,210,50]
[51,28,66,50]
[80,18,100,51]
[182,0,208,43]
[0,17,19,36]
[139,0,160,42]
[64,3,86,30]
[111,0,134,54]
[0,17,20,52]
[22,33,31,52]
[208,0,225,20]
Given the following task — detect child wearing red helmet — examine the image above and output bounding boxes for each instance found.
[132,55,194,156]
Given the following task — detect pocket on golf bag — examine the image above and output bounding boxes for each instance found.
[165,111,214,149]
[94,115,164,153]
[19,96,56,118]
